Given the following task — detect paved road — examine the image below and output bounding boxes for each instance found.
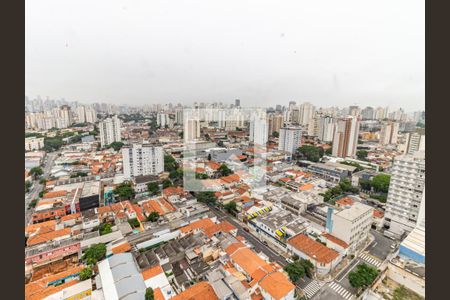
[209,205,288,268]
[25,151,59,225]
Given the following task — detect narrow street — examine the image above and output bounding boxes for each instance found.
[25,151,59,225]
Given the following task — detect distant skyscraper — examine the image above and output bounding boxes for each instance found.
[235,99,241,107]
[332,116,360,158]
[99,115,121,147]
[278,126,302,155]
[348,106,360,117]
[379,121,399,145]
[122,143,164,178]
[361,107,374,120]
[385,152,425,238]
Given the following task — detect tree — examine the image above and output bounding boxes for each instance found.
[196,173,209,179]
[297,145,322,162]
[340,161,364,172]
[218,164,233,176]
[356,150,369,161]
[371,174,391,193]
[348,263,379,289]
[147,182,160,196]
[80,267,93,280]
[145,287,154,300]
[325,147,332,155]
[128,218,140,228]
[39,178,47,185]
[109,141,124,151]
[169,168,183,181]
[162,179,173,189]
[217,141,225,147]
[44,136,64,152]
[147,211,160,222]
[82,243,106,265]
[164,155,177,172]
[393,285,424,300]
[28,199,38,209]
[272,131,279,138]
[359,179,372,191]
[207,153,212,161]
[284,261,306,283]
[196,191,217,205]
[224,201,238,215]
[99,223,112,235]
[416,122,425,128]
[114,182,135,200]
[25,181,32,193]
[291,254,299,261]
[339,178,359,194]
[29,167,43,179]
[71,172,88,178]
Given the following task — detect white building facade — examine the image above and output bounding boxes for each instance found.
[99,115,122,147]
[385,152,425,238]
[122,143,164,178]
[278,126,302,155]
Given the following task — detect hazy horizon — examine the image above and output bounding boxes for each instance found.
[26,0,425,111]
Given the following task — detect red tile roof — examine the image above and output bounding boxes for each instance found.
[322,233,349,249]
[171,282,218,300]
[288,234,339,264]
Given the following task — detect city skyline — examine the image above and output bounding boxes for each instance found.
[26,0,424,111]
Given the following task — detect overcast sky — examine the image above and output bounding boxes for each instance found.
[26,0,424,111]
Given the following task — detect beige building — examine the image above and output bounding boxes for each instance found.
[328,202,374,253]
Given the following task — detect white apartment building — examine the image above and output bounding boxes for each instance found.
[327,202,374,253]
[99,115,122,147]
[379,121,399,145]
[25,137,45,151]
[157,113,168,128]
[76,105,97,124]
[268,113,283,135]
[385,152,425,238]
[299,102,315,126]
[318,115,335,142]
[249,115,268,146]
[278,126,302,155]
[405,131,425,155]
[184,119,200,141]
[122,143,164,179]
[332,116,360,158]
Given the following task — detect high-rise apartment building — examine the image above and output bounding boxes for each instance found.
[99,115,122,147]
[299,102,315,126]
[379,121,399,145]
[348,106,360,117]
[185,119,200,141]
[157,113,168,128]
[249,115,268,146]
[331,116,360,158]
[278,126,302,155]
[361,107,374,120]
[76,106,97,124]
[122,143,164,178]
[384,152,425,239]
[318,116,335,142]
[405,129,425,155]
[268,114,283,135]
[235,99,240,107]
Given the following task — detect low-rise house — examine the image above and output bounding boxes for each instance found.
[287,234,341,275]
